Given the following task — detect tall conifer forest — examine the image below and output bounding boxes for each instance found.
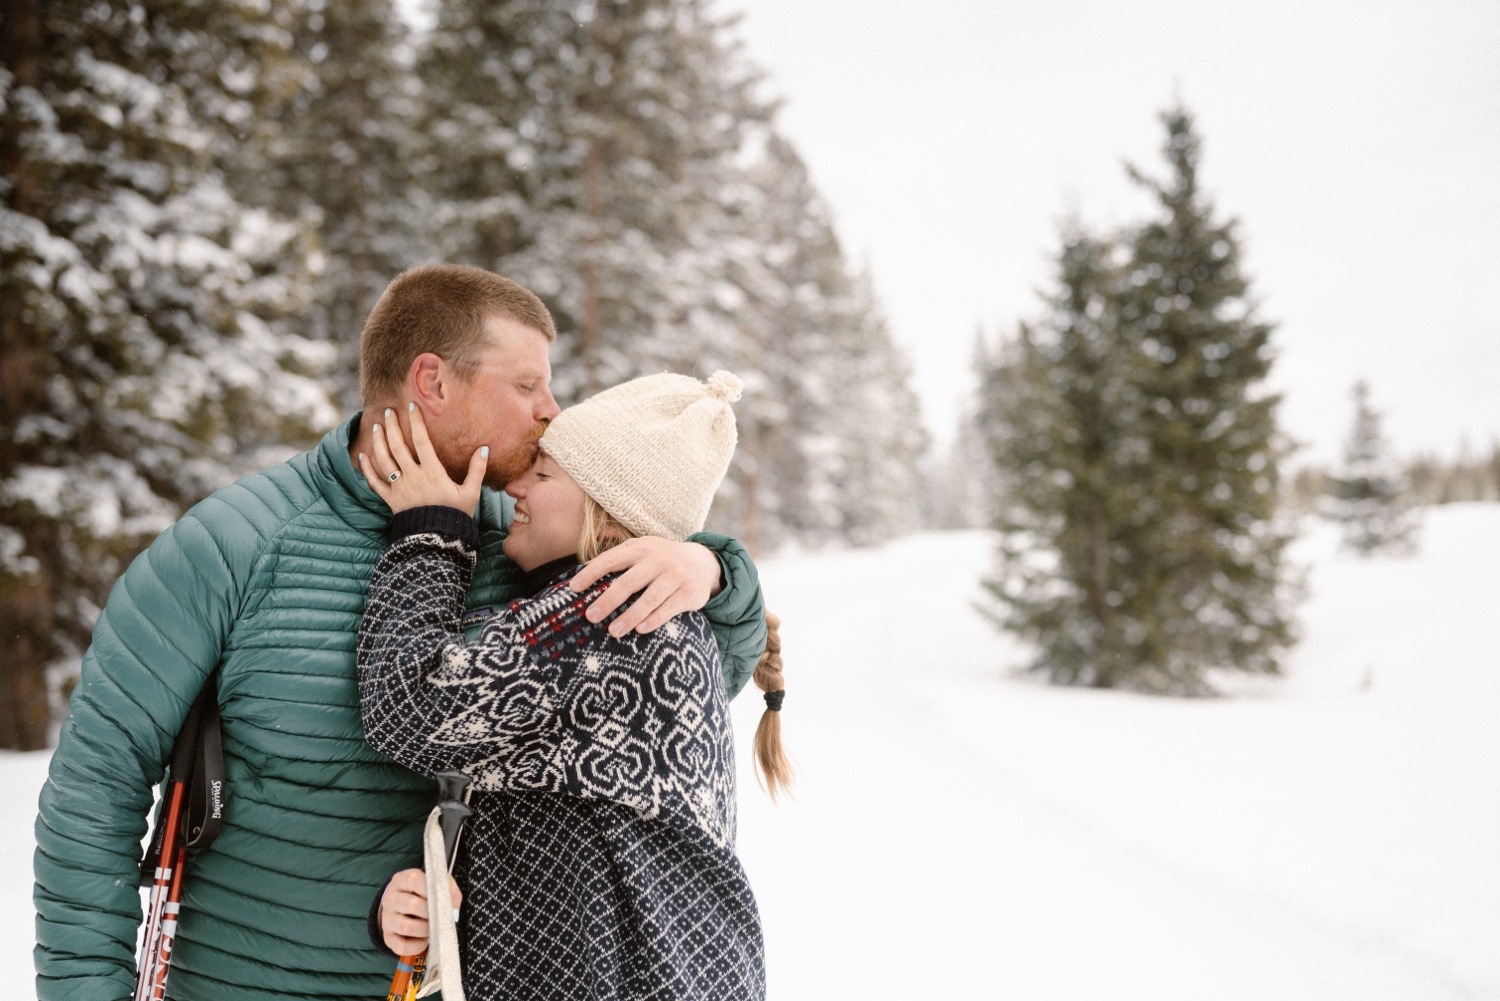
[0,0,924,749]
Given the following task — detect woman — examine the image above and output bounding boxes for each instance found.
[354,370,787,1001]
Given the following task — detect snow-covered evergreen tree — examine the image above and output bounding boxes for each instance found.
[695,132,802,552]
[706,131,844,551]
[1113,105,1296,692]
[1326,380,1419,556]
[708,134,924,550]
[236,0,426,403]
[0,0,925,747]
[0,0,337,749]
[414,1,923,551]
[413,0,766,401]
[979,106,1296,695]
[818,269,926,545]
[979,229,1152,686]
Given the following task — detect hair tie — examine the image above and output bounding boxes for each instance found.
[763,690,785,712]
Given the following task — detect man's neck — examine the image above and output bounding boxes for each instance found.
[347,403,404,468]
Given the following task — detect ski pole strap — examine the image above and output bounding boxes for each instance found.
[185,693,225,849]
[139,676,226,882]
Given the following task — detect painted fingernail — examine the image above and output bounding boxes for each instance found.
[408,401,415,412]
[358,452,365,462]
[384,408,393,418]
[373,423,381,433]
[480,446,490,457]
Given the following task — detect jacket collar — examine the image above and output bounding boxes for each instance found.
[312,412,514,536]
[312,413,389,533]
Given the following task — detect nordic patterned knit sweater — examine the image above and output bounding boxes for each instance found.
[356,506,766,1001]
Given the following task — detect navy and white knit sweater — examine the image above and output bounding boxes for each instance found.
[356,506,765,1001]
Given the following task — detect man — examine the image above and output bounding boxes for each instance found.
[34,264,767,1000]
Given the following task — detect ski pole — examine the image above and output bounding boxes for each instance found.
[135,695,209,1001]
[386,770,472,1001]
[136,784,187,1001]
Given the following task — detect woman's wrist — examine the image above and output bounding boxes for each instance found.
[390,505,481,548]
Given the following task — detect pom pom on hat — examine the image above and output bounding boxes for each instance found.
[706,370,743,402]
[541,370,742,541]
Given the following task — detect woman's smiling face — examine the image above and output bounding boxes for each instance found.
[502,452,588,572]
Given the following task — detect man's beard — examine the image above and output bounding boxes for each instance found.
[433,420,547,490]
[482,421,548,489]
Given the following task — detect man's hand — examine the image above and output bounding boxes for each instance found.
[379,868,463,956]
[571,537,723,637]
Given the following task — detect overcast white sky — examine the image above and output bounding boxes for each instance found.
[728,0,1500,462]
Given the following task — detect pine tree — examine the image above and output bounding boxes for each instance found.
[414,0,768,403]
[707,132,845,551]
[979,229,1152,685]
[1113,105,1296,691]
[236,0,425,402]
[0,0,336,749]
[978,106,1296,695]
[710,133,925,550]
[414,1,924,550]
[1326,380,1418,556]
[819,268,926,545]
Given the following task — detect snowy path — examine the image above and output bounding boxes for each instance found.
[5,507,1499,998]
[731,513,1500,1000]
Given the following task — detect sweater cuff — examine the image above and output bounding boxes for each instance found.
[368,873,397,957]
[390,505,480,548]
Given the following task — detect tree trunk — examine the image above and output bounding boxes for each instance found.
[345,71,371,326]
[0,539,56,750]
[1,0,57,750]
[1,0,42,217]
[582,132,603,397]
[579,11,607,397]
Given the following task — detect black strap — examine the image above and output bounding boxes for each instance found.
[139,676,226,882]
[185,693,225,849]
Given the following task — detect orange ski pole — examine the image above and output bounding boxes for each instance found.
[136,782,188,1001]
[135,691,213,1001]
[386,951,427,1001]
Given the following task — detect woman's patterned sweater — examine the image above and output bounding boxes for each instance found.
[356,506,765,1001]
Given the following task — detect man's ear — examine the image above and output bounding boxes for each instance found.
[408,352,451,415]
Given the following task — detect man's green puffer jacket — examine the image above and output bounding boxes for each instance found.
[33,415,767,1001]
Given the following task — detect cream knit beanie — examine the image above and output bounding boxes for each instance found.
[540,370,742,541]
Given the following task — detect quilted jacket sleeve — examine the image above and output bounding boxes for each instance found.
[33,492,268,1001]
[687,532,767,699]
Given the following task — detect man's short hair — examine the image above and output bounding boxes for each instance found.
[359,264,557,403]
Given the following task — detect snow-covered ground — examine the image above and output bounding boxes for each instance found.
[6,505,1499,998]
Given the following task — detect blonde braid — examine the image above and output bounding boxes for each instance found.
[752,611,792,801]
